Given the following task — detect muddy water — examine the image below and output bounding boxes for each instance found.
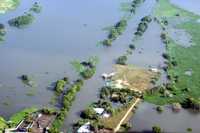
[63,0,157,131]
[129,1,200,132]
[128,21,167,83]
[0,0,125,119]
[170,0,200,15]
[0,0,157,130]
[131,102,200,133]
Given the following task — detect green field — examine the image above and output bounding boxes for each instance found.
[144,0,200,105]
[0,0,20,13]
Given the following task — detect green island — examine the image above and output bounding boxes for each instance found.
[0,0,19,14]
[8,13,34,28]
[0,24,6,42]
[71,56,98,79]
[144,0,200,109]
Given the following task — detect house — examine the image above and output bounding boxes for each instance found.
[93,108,110,118]
[149,68,160,73]
[77,122,92,133]
[101,72,116,80]
[93,108,104,115]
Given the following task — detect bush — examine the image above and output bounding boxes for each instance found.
[152,126,162,133]
[55,80,67,94]
[129,44,135,50]
[162,53,170,60]
[8,13,34,28]
[30,2,42,13]
[81,107,98,120]
[81,68,95,79]
[103,39,112,46]
[116,55,127,65]
[156,106,163,113]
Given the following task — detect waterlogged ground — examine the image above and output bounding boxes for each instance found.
[0,0,126,118]
[131,102,200,133]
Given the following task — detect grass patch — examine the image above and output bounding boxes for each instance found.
[113,65,158,92]
[100,101,133,130]
[9,107,37,126]
[0,117,7,133]
[144,0,200,105]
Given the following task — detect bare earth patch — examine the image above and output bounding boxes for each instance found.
[113,65,158,92]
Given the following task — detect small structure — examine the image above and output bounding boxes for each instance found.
[77,122,92,133]
[93,108,110,118]
[101,72,116,80]
[149,68,160,73]
[93,108,104,115]
[172,103,182,112]
[5,110,56,133]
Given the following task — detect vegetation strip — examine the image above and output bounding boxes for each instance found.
[144,0,200,111]
[102,0,145,46]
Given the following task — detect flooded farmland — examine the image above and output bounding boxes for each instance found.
[0,0,200,132]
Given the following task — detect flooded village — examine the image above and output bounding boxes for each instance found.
[0,0,200,133]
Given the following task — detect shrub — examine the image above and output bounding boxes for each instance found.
[8,13,34,28]
[156,106,163,113]
[30,2,42,13]
[152,126,162,133]
[129,44,135,50]
[116,55,127,65]
[55,80,66,94]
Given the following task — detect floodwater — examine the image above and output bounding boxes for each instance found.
[131,102,200,133]
[170,0,200,15]
[129,1,200,132]
[0,0,200,132]
[0,0,126,119]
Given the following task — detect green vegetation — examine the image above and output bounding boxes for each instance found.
[55,78,68,94]
[187,128,192,132]
[0,24,6,42]
[129,44,135,50]
[134,16,152,36]
[121,0,145,14]
[29,2,42,13]
[152,125,162,133]
[0,0,20,13]
[116,55,128,65]
[103,19,127,46]
[71,56,98,79]
[156,106,163,113]
[8,13,34,28]
[0,117,7,133]
[50,79,84,131]
[144,0,200,108]
[20,74,36,87]
[9,107,37,126]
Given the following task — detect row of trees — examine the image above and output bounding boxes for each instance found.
[0,24,6,41]
[135,16,152,36]
[8,2,42,28]
[129,0,145,14]
[103,19,127,46]
[55,77,68,94]
[100,86,136,104]
[49,79,84,133]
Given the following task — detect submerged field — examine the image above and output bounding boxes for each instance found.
[144,0,200,105]
[0,0,200,132]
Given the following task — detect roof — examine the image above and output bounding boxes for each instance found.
[93,108,104,115]
[77,122,91,133]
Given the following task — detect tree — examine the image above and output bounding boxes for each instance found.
[152,126,162,133]
[116,55,127,65]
